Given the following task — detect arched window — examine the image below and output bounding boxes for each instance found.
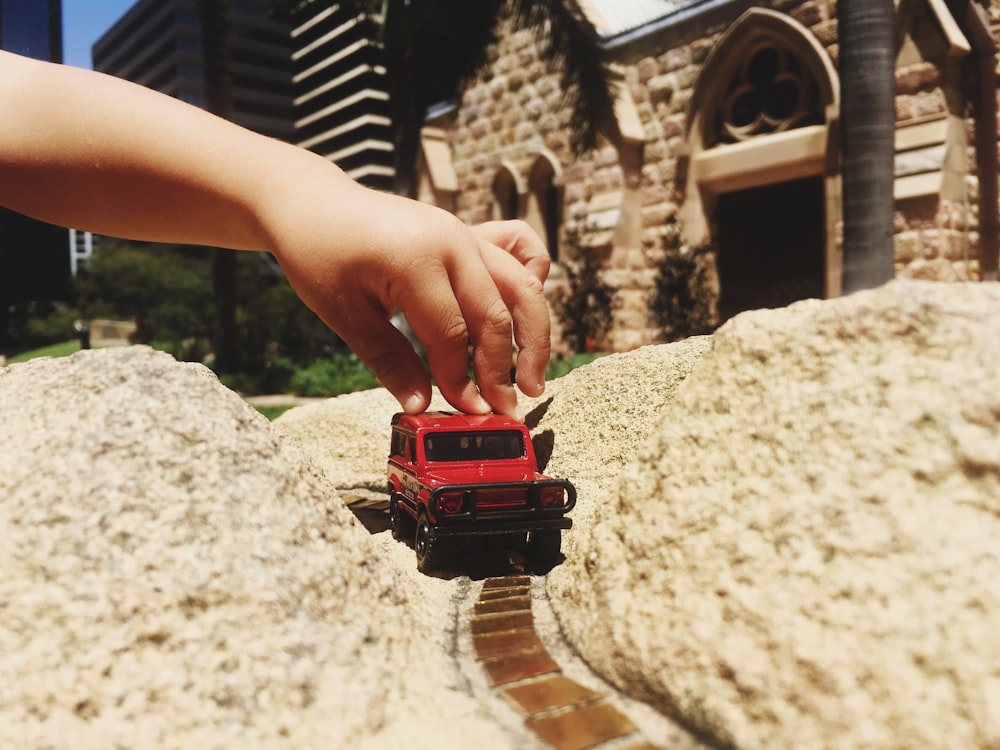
[680,8,841,313]
[713,43,823,147]
[492,165,522,221]
[527,152,563,261]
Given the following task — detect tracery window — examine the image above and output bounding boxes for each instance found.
[714,44,823,147]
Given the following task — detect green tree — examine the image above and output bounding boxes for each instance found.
[75,243,213,359]
[838,0,896,293]
[233,254,332,367]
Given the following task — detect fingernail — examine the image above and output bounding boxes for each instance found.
[401,392,425,414]
[515,405,525,422]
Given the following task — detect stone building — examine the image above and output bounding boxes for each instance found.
[413,0,1000,353]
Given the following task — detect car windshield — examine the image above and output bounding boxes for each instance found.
[424,430,525,462]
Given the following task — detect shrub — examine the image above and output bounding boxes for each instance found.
[75,242,212,358]
[554,227,615,352]
[290,353,380,397]
[649,219,717,342]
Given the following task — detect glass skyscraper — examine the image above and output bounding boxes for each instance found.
[0,0,62,62]
[0,0,71,336]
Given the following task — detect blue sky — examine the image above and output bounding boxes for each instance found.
[63,0,137,69]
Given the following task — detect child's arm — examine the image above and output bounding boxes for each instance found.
[0,51,550,418]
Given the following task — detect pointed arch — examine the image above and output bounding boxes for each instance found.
[680,7,842,301]
[686,8,839,149]
[492,161,526,221]
[525,150,564,260]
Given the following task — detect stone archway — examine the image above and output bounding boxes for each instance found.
[680,8,841,321]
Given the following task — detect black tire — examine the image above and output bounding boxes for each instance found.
[389,495,412,541]
[414,511,446,573]
[528,529,562,573]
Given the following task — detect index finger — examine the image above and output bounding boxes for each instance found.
[476,240,550,399]
[473,220,551,285]
[390,250,517,417]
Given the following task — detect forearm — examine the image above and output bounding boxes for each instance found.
[0,50,350,253]
[0,52,553,418]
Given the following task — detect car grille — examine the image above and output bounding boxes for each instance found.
[475,488,528,510]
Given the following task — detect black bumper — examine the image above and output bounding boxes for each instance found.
[402,479,576,538]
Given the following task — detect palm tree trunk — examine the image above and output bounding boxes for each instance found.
[197,0,240,372]
[838,0,896,293]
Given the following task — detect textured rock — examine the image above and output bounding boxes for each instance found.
[272,386,451,492]
[549,280,1000,749]
[5,279,999,749]
[0,347,512,749]
[522,338,712,560]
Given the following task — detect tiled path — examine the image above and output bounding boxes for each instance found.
[471,576,663,750]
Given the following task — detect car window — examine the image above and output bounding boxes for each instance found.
[390,430,415,464]
[424,431,525,462]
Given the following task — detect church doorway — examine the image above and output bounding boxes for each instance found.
[714,176,825,321]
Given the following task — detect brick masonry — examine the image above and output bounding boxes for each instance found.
[427,0,1000,352]
[472,576,661,750]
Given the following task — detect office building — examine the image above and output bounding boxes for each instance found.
[93,0,295,142]
[0,0,61,62]
[0,0,71,320]
[291,3,394,189]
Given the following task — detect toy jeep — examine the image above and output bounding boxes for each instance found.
[387,411,576,572]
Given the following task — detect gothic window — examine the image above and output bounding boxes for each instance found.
[714,44,823,147]
[527,154,562,261]
[492,167,520,221]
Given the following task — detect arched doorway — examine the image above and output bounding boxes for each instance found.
[680,8,841,321]
[715,176,825,319]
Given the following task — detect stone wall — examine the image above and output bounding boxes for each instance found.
[435,0,1000,354]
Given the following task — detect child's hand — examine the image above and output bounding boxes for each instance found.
[270,183,551,419]
[0,51,552,419]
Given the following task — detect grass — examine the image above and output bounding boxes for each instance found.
[546,352,603,380]
[252,404,295,421]
[6,340,82,364]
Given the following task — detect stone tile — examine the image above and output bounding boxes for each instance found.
[501,674,601,715]
[525,702,637,750]
[472,628,545,660]
[471,610,534,635]
[475,594,532,614]
[480,651,560,686]
[482,575,530,589]
[478,585,530,601]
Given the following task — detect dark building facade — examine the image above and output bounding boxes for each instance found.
[0,0,70,320]
[0,0,61,62]
[93,0,295,142]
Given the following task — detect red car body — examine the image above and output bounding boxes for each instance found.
[386,411,576,571]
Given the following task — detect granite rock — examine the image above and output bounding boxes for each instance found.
[0,346,512,749]
[549,280,1000,749]
[4,279,998,749]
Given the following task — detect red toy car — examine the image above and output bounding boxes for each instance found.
[387,411,576,572]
